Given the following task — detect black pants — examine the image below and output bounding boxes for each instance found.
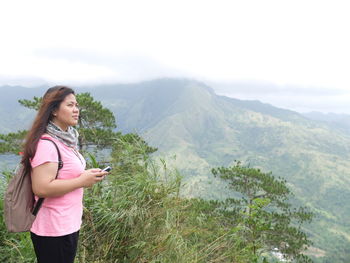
[30,231,79,263]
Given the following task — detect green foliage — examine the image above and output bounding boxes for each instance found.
[78,142,255,263]
[76,93,118,151]
[111,132,157,175]
[0,130,27,155]
[18,96,42,111]
[212,161,314,262]
[0,139,258,263]
[0,92,119,154]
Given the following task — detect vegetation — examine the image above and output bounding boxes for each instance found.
[212,162,313,261]
[0,144,313,262]
[0,93,121,154]
[78,136,255,263]
[1,91,314,262]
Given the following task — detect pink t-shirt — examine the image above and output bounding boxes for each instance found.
[30,135,86,236]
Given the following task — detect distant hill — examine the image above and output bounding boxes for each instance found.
[303,111,350,134]
[0,85,46,133]
[1,79,350,262]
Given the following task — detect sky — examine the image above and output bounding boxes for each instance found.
[0,0,350,113]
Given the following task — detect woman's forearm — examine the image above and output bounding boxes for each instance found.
[33,177,83,198]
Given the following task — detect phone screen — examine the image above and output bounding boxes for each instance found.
[102,166,111,172]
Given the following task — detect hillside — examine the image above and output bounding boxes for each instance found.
[1,79,350,262]
[0,86,46,133]
[303,111,350,135]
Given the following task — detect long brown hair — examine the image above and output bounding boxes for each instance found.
[22,86,75,175]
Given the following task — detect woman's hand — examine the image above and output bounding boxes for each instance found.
[78,168,109,188]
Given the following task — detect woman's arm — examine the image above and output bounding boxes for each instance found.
[31,162,108,197]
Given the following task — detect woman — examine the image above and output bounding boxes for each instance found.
[21,86,108,263]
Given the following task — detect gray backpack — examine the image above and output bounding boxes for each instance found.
[3,138,62,232]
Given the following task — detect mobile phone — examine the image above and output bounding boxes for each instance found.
[102,166,112,172]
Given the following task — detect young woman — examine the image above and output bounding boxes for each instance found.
[21,86,108,263]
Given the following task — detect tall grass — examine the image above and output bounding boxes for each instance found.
[76,136,255,263]
[78,160,250,262]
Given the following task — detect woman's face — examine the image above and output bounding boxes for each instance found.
[52,93,79,131]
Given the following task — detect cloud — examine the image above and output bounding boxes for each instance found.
[0,75,48,87]
[2,0,350,89]
[1,0,350,113]
[33,48,189,83]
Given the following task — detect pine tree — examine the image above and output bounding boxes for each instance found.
[0,92,120,154]
[212,161,314,262]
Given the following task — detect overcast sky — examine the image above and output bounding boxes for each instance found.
[1,0,350,113]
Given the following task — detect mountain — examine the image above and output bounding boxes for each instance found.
[0,85,46,133]
[303,111,350,134]
[1,79,350,262]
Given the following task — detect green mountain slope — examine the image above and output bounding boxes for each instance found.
[1,79,350,261]
[303,111,350,135]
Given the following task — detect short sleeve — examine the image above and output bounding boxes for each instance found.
[31,139,59,168]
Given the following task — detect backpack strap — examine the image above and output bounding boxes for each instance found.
[41,137,64,169]
[31,138,63,216]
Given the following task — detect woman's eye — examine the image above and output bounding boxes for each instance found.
[67,103,79,108]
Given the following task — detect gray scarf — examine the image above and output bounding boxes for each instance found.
[46,121,79,149]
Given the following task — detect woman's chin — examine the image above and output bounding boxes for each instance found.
[70,120,79,126]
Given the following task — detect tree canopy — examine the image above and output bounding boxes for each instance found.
[0,92,121,154]
[212,161,314,262]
